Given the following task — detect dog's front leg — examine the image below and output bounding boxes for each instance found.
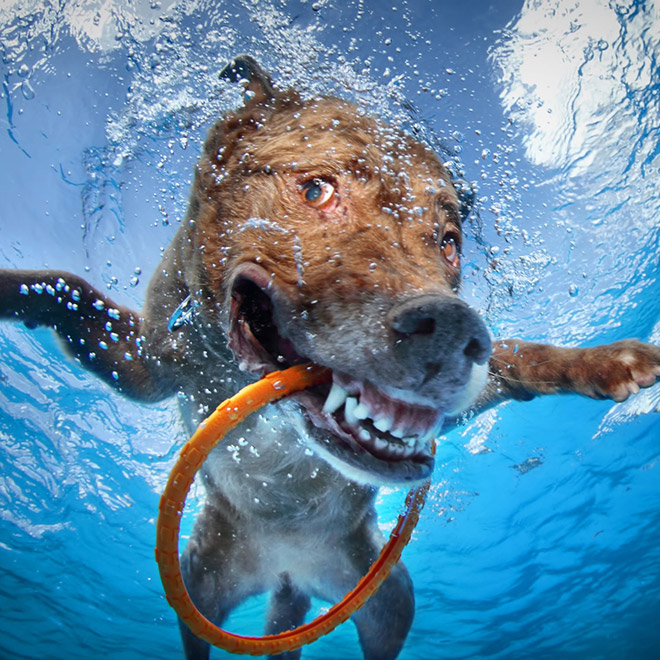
[483,338,660,404]
[352,561,414,660]
[317,516,414,660]
[178,504,262,660]
[264,575,312,660]
[0,268,171,401]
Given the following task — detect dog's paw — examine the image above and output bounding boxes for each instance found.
[574,340,660,402]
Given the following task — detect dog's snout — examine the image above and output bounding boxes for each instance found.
[389,295,492,370]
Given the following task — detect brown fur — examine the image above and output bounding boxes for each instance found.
[1,56,659,659]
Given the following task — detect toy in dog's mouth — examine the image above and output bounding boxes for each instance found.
[228,271,441,484]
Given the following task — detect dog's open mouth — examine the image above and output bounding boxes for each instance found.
[228,271,438,483]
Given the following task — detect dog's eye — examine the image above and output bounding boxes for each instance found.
[441,235,460,267]
[300,178,336,210]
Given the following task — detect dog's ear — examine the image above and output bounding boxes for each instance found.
[219,54,276,105]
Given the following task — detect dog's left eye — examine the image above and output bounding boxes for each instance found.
[300,178,336,210]
[441,235,460,267]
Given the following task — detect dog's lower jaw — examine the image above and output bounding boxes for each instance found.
[290,412,435,487]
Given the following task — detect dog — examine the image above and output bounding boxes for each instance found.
[1,55,659,660]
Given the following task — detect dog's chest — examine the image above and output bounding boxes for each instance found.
[187,402,369,527]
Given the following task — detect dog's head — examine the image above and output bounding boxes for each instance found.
[179,56,491,485]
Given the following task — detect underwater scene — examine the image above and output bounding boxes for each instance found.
[1,0,660,658]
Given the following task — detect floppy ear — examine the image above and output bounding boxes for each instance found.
[219,54,276,105]
[195,54,283,192]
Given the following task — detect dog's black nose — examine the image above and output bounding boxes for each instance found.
[388,295,491,383]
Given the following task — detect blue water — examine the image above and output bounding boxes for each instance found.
[1,1,660,658]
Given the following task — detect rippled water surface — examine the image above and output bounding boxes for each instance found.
[1,1,660,658]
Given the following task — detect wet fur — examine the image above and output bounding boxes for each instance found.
[1,56,660,659]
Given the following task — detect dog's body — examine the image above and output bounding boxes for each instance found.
[2,56,659,660]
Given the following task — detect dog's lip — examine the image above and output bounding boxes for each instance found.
[227,262,292,315]
[227,265,437,483]
[227,263,305,373]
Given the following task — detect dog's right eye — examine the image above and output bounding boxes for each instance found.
[441,234,461,268]
[300,178,336,210]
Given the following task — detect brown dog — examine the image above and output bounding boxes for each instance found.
[1,56,659,660]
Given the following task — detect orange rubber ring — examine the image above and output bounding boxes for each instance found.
[155,363,430,656]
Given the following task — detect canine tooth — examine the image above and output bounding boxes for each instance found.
[373,416,392,433]
[323,382,348,414]
[353,402,369,420]
[344,397,359,425]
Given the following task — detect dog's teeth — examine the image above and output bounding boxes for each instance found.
[390,427,405,439]
[373,437,388,451]
[323,382,348,414]
[344,397,359,425]
[401,444,416,458]
[353,402,369,420]
[373,416,392,433]
[358,428,371,442]
[402,436,416,447]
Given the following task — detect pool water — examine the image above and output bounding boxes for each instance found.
[1,1,660,658]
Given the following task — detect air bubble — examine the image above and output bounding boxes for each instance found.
[21,80,35,100]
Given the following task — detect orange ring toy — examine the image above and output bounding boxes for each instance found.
[156,363,430,656]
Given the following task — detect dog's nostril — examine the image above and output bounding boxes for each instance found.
[464,337,482,360]
[410,316,435,336]
[392,313,436,337]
